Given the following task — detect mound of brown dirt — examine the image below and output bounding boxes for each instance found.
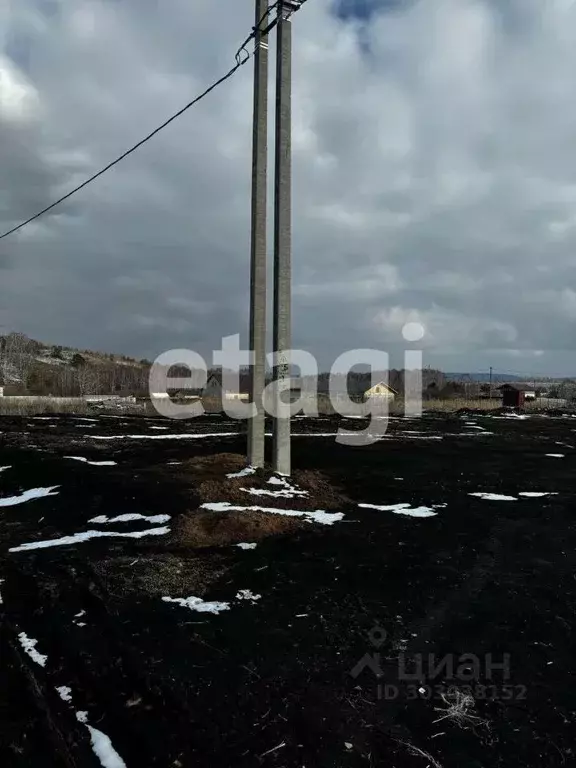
[181,454,350,510]
[174,509,302,548]
[172,453,350,548]
[291,469,350,510]
[178,452,253,479]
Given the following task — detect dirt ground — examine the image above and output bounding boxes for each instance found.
[1,411,575,767]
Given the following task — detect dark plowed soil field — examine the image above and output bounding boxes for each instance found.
[1,411,575,767]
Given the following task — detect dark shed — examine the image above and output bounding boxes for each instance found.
[498,383,527,408]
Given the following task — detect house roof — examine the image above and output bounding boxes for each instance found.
[497,383,535,392]
[205,371,251,394]
[312,378,398,396]
[365,380,398,394]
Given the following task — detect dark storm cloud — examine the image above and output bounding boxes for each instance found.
[2,0,576,374]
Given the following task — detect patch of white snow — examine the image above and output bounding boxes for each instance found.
[85,725,127,768]
[236,589,261,602]
[200,501,343,525]
[9,527,170,552]
[162,596,230,614]
[518,491,558,497]
[73,710,127,768]
[18,632,48,667]
[88,513,170,525]
[56,686,73,703]
[0,486,60,507]
[358,502,438,518]
[86,432,238,441]
[227,466,257,478]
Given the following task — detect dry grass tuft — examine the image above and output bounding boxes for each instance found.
[0,397,91,416]
[93,552,228,598]
[432,688,489,730]
[394,738,443,768]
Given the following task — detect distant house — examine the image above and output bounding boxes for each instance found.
[203,372,304,405]
[363,381,397,401]
[498,383,536,407]
[312,377,397,402]
[203,372,251,402]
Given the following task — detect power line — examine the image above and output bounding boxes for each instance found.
[0,5,281,242]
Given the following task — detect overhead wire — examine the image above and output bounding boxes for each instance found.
[0,2,286,242]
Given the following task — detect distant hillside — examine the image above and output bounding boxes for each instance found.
[0,333,151,396]
[446,372,522,383]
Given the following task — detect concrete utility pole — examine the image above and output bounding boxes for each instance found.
[247,0,270,468]
[272,0,296,475]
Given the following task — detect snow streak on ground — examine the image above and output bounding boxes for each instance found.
[0,486,60,507]
[358,502,439,518]
[18,632,48,667]
[85,433,238,441]
[56,686,73,703]
[236,542,257,550]
[242,482,308,499]
[0,465,11,473]
[64,456,117,466]
[453,431,494,436]
[88,513,171,525]
[9,527,170,552]
[0,578,4,604]
[236,589,261,602]
[73,610,87,627]
[240,487,297,498]
[469,492,517,501]
[545,454,565,458]
[200,501,343,525]
[162,596,230,614]
[84,723,127,768]
[226,466,256,478]
[56,690,128,768]
[252,476,309,497]
[518,491,558,497]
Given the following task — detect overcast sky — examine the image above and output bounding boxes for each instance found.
[2,0,576,375]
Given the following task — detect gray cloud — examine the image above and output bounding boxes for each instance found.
[2,0,576,375]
